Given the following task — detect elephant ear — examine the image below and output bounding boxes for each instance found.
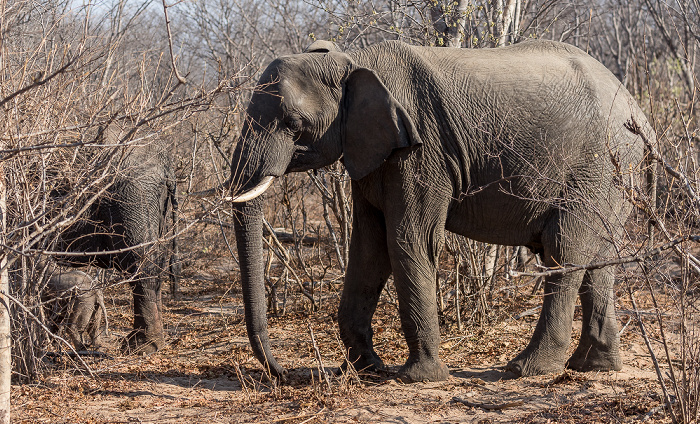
[342,68,422,180]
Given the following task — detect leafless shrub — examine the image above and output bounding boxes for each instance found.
[0,0,222,382]
[633,111,700,423]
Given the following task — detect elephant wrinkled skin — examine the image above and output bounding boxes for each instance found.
[212,40,652,382]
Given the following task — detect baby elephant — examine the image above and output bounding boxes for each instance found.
[42,268,109,351]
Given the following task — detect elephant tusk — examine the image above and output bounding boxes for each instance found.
[225,176,275,203]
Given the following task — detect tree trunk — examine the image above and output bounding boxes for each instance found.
[430,0,470,47]
[483,244,499,291]
[643,0,696,95]
[100,0,125,88]
[0,150,10,424]
[0,0,11,418]
[497,0,519,46]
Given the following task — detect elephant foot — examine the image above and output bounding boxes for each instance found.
[507,349,565,377]
[121,329,164,355]
[566,346,622,372]
[397,357,449,383]
[341,351,385,374]
[91,336,112,352]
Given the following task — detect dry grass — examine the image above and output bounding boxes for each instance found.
[10,222,678,423]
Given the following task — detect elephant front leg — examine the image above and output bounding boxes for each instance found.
[386,226,449,383]
[338,193,392,373]
[67,295,96,350]
[88,292,109,349]
[123,276,164,354]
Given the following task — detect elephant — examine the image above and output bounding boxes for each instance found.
[41,264,109,351]
[57,123,180,354]
[198,39,653,382]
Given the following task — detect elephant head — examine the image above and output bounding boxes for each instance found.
[197,47,422,379]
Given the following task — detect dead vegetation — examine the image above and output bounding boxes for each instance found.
[6,252,676,423]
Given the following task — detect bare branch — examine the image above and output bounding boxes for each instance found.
[625,119,700,211]
[0,290,95,378]
[509,235,700,278]
[0,58,75,108]
[161,0,187,85]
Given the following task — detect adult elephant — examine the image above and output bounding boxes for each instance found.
[58,123,179,354]
[200,40,652,382]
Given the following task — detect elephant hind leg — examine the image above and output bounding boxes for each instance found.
[507,211,588,377]
[507,272,582,376]
[567,260,622,372]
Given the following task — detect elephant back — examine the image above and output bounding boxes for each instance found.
[56,121,177,272]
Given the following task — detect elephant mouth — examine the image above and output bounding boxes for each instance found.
[287,145,321,173]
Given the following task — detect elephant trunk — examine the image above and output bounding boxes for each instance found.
[233,196,287,381]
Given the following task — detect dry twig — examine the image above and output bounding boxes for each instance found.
[452,396,524,410]
[509,235,700,278]
[161,0,187,85]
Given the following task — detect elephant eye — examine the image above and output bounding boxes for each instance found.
[284,116,303,133]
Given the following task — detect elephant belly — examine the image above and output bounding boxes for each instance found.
[444,193,551,248]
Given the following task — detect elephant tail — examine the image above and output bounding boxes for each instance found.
[167,177,181,297]
[644,142,657,245]
[624,118,657,244]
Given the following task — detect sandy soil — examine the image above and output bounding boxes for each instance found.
[12,256,673,423]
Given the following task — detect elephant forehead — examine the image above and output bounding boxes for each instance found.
[279,78,323,111]
[279,79,303,104]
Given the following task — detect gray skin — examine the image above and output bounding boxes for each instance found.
[223,40,653,382]
[42,267,108,350]
[58,124,179,354]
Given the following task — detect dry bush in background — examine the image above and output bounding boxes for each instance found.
[0,0,219,382]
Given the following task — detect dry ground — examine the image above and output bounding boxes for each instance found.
[12,253,675,423]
